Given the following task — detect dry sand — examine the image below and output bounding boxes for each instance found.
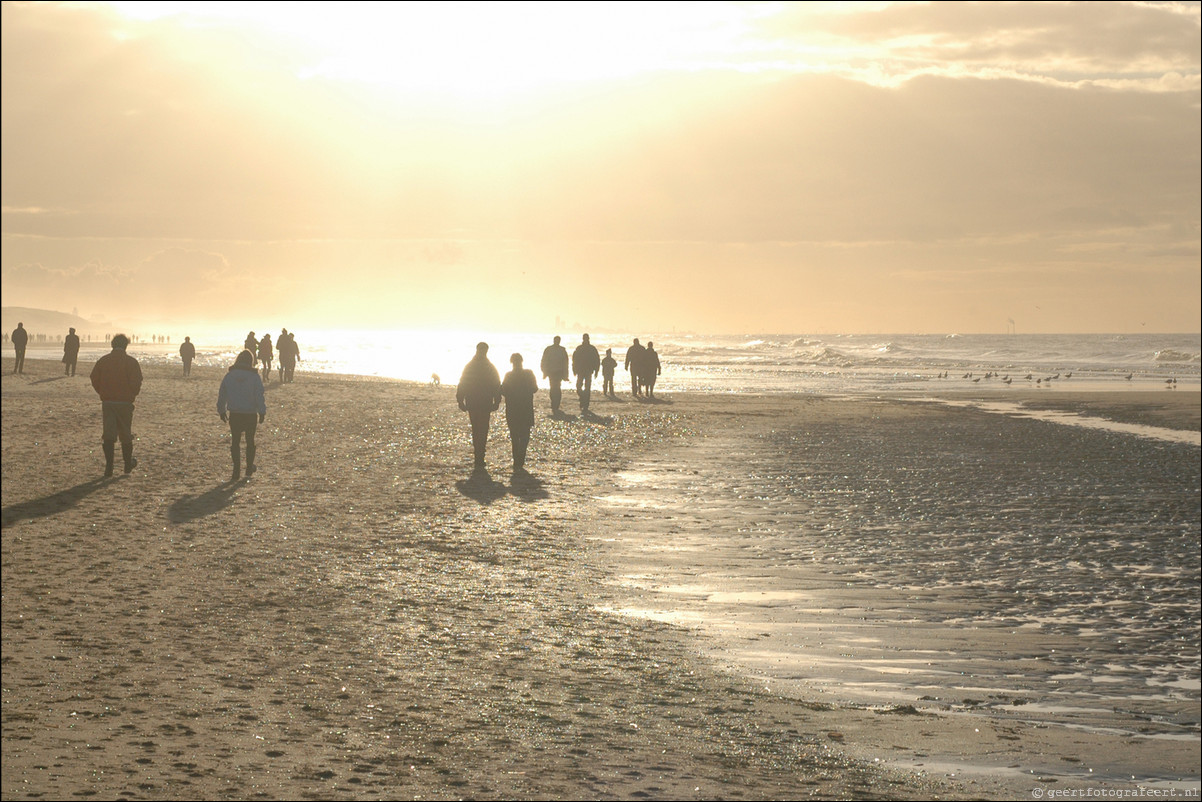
[3,355,1198,800]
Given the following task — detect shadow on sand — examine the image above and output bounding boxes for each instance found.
[1,477,112,527]
[168,480,244,523]
[31,375,70,385]
[456,466,551,504]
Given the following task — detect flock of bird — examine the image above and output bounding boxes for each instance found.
[933,371,1180,388]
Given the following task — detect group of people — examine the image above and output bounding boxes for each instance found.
[241,330,301,383]
[18,326,661,481]
[460,334,664,473]
[539,334,661,415]
[621,338,662,399]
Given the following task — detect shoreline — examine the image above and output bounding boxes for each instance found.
[4,356,1199,799]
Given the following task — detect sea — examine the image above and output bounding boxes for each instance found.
[62,330,1202,396]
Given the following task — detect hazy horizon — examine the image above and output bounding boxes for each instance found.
[3,1,1200,335]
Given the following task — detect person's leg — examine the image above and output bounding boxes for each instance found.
[229,417,244,480]
[245,416,258,476]
[515,425,530,469]
[549,380,561,413]
[102,440,116,477]
[468,408,489,467]
[114,404,136,473]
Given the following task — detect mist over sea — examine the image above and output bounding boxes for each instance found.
[64,331,1202,395]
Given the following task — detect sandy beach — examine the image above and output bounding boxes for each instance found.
[3,355,1198,800]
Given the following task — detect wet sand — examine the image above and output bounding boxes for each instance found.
[3,355,1198,799]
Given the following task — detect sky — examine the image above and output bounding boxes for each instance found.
[2,0,1199,335]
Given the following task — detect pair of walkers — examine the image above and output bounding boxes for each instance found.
[540,333,602,414]
[457,342,537,472]
[87,339,265,482]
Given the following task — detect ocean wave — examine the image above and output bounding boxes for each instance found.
[1154,349,1198,363]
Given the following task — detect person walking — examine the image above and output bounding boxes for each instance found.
[11,322,28,374]
[642,341,662,398]
[500,353,539,471]
[601,348,617,398]
[63,327,81,376]
[258,333,274,381]
[572,333,600,413]
[456,342,502,470]
[217,349,266,481]
[89,334,143,476]
[179,336,196,377]
[624,338,645,397]
[540,335,570,415]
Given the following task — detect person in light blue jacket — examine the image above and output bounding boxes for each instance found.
[217,349,266,481]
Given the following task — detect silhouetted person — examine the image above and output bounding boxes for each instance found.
[624,338,645,397]
[62,327,80,376]
[280,332,300,383]
[90,334,143,476]
[601,348,617,397]
[500,353,538,471]
[277,329,288,382]
[572,333,600,413]
[217,349,266,481]
[540,335,569,415]
[244,331,258,364]
[642,341,662,398]
[456,342,501,469]
[258,333,274,381]
[11,322,28,374]
[179,336,196,376]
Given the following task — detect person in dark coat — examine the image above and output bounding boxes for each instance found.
[540,335,569,415]
[571,333,600,413]
[624,338,645,397]
[500,353,539,471]
[89,334,143,476]
[63,327,81,376]
[456,342,502,469]
[179,336,196,377]
[11,322,28,374]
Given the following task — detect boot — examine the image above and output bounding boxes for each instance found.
[103,441,115,477]
[121,441,137,474]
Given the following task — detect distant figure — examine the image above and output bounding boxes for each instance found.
[456,342,501,470]
[540,335,570,415]
[624,338,646,397]
[601,348,617,397]
[279,332,300,383]
[277,329,289,382]
[62,327,80,376]
[258,333,274,381]
[179,336,196,377]
[572,333,600,413]
[217,349,266,481]
[641,341,662,398]
[11,322,28,374]
[430,373,441,387]
[244,331,258,364]
[89,334,143,476]
[500,353,539,471]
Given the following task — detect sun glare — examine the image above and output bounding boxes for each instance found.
[101,1,763,99]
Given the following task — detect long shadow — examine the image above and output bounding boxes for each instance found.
[31,375,69,385]
[507,469,550,501]
[455,466,508,505]
[637,395,674,405]
[2,477,112,527]
[549,410,577,422]
[580,410,614,425]
[168,480,244,523]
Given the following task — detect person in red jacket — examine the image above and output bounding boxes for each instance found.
[89,333,143,476]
